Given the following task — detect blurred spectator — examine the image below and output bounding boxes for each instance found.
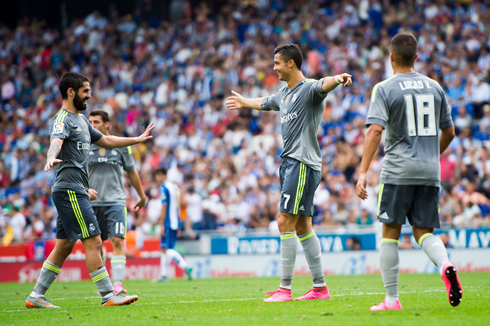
[2,1,490,245]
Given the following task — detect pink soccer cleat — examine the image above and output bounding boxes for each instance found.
[263,288,293,302]
[441,262,463,307]
[370,299,402,311]
[114,283,127,294]
[295,286,330,300]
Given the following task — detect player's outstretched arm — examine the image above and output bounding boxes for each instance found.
[95,123,155,149]
[44,138,64,172]
[127,169,146,210]
[356,124,384,200]
[439,126,455,154]
[321,73,353,93]
[226,90,265,111]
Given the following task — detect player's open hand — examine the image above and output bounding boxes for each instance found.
[44,158,63,172]
[226,90,245,110]
[356,172,368,200]
[135,122,155,143]
[88,188,98,201]
[134,195,147,211]
[336,73,353,87]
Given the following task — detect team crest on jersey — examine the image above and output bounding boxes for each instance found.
[99,148,106,156]
[53,122,64,134]
[112,150,117,155]
[89,151,94,155]
[292,93,298,103]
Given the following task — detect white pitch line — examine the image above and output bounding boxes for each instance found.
[0,288,466,313]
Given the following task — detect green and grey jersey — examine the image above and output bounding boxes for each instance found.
[88,143,135,207]
[366,72,454,186]
[49,109,103,195]
[261,78,329,171]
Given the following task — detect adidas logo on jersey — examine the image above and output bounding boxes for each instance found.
[379,212,389,219]
[299,205,305,211]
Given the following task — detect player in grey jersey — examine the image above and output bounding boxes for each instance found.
[356,33,462,311]
[226,44,352,302]
[26,72,154,309]
[88,110,147,294]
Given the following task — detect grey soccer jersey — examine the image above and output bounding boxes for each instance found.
[366,72,454,186]
[261,78,329,171]
[88,144,135,206]
[50,109,103,195]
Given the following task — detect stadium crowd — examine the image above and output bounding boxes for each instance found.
[1,0,490,244]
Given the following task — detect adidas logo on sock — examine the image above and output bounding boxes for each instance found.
[379,212,389,219]
[299,205,305,211]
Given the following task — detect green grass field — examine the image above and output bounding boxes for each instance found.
[1,273,489,326]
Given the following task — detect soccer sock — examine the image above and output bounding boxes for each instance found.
[111,255,126,285]
[90,267,114,297]
[298,230,326,288]
[160,252,167,278]
[166,249,188,271]
[30,261,61,297]
[279,232,298,290]
[380,239,399,306]
[419,234,450,274]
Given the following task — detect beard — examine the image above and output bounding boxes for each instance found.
[74,93,88,111]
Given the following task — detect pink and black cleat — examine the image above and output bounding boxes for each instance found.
[263,288,293,303]
[441,262,463,307]
[294,286,330,300]
[370,299,402,311]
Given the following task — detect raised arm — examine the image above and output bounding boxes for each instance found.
[321,73,353,93]
[226,91,265,111]
[44,138,64,172]
[95,123,155,149]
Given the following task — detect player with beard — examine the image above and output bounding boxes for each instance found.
[26,72,155,308]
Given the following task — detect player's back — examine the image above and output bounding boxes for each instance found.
[159,180,181,230]
[366,72,453,187]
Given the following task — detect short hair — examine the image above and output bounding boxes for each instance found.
[390,33,418,67]
[59,72,90,100]
[274,44,303,70]
[89,109,110,123]
[154,167,168,176]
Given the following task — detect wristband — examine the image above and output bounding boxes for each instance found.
[335,75,342,84]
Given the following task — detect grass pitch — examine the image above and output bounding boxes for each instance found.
[0,273,489,325]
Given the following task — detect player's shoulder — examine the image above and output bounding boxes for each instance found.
[371,75,398,101]
[52,109,71,123]
[302,78,318,84]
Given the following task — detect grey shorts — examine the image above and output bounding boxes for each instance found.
[93,205,127,241]
[377,184,440,228]
[279,157,321,216]
[53,190,101,242]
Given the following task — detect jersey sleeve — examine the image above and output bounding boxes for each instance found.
[121,146,135,172]
[50,115,71,141]
[439,90,454,129]
[260,92,281,111]
[160,186,169,204]
[307,78,329,104]
[82,116,103,143]
[366,84,389,128]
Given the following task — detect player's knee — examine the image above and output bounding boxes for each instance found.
[277,213,295,232]
[83,235,103,252]
[112,237,124,249]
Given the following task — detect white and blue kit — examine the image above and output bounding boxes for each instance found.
[159,180,181,249]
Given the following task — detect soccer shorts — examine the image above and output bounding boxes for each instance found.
[93,205,127,241]
[279,157,321,216]
[53,190,101,242]
[161,228,177,249]
[377,184,440,228]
